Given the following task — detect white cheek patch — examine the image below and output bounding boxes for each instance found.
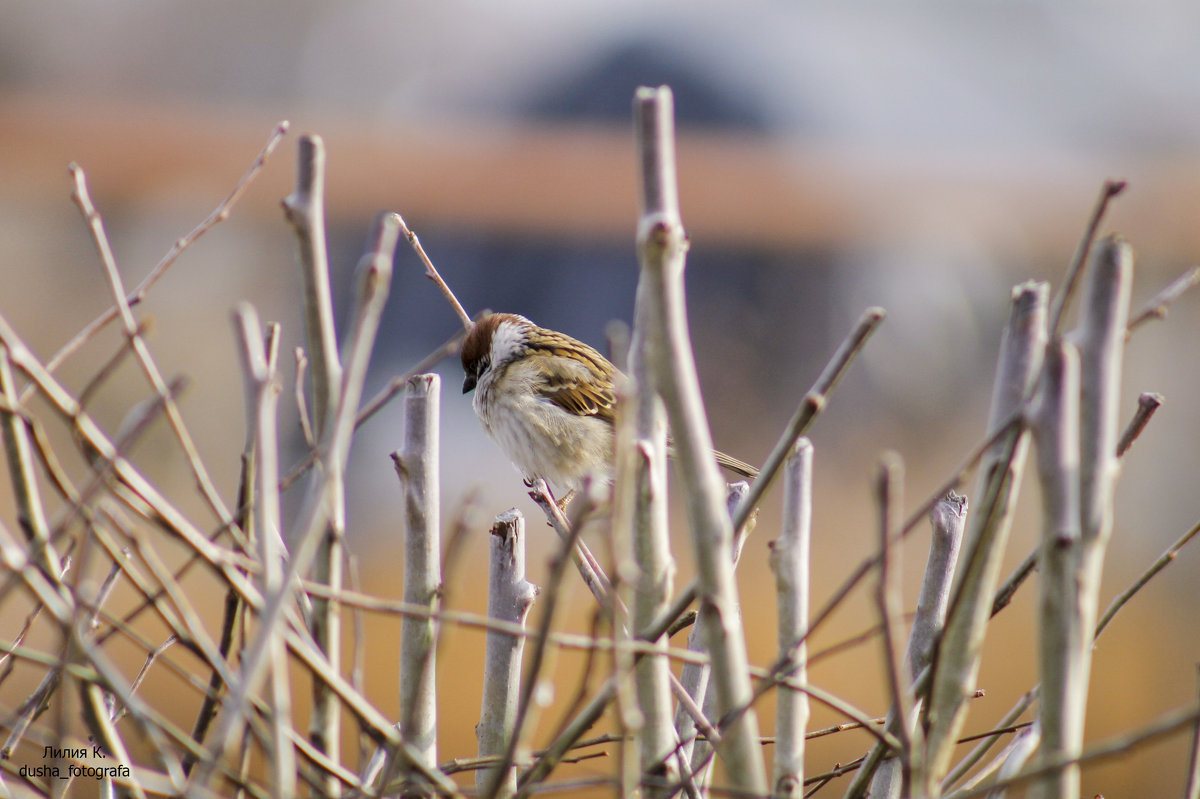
[489,320,526,367]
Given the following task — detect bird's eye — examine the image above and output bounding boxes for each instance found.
[463,357,488,394]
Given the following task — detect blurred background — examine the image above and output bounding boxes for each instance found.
[3,2,1200,795]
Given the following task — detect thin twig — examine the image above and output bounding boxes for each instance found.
[1047,178,1126,337]
[196,213,400,792]
[281,133,342,437]
[444,749,608,776]
[1115,391,1163,458]
[69,162,236,530]
[283,134,344,786]
[294,348,315,449]
[39,121,289,379]
[734,306,886,532]
[278,329,464,492]
[239,306,296,798]
[957,722,1035,745]
[528,480,616,610]
[355,328,465,429]
[805,757,867,793]
[950,702,1200,799]
[0,345,56,570]
[1185,667,1200,799]
[990,549,1038,619]
[643,304,888,647]
[397,214,473,329]
[125,635,179,710]
[1094,516,1200,639]
[1126,265,1200,336]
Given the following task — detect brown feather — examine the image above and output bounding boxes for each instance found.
[464,312,759,481]
[713,448,759,479]
[460,315,500,370]
[527,329,618,423]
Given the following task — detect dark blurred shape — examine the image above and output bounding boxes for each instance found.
[519,37,777,133]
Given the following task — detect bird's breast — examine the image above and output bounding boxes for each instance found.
[474,363,614,492]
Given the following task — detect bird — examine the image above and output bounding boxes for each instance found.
[460,312,758,496]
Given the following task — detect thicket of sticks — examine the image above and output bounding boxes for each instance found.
[2,85,1200,799]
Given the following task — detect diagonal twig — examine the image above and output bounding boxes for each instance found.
[40,121,289,380]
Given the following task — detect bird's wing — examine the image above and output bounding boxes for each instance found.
[528,343,618,424]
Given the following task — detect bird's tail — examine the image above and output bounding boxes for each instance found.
[713,449,759,479]
[666,436,759,479]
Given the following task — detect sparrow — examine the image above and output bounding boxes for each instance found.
[461,312,758,495]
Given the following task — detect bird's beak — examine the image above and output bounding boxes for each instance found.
[463,375,476,394]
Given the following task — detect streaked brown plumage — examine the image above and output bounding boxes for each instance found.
[461,312,757,493]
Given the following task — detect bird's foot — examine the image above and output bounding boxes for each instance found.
[555,489,576,513]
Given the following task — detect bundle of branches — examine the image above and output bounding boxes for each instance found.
[1,87,1199,799]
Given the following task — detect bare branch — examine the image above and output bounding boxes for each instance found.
[1048,178,1126,337]
[639,306,885,652]
[0,345,56,572]
[621,248,677,793]
[394,374,443,769]
[502,488,589,799]
[198,212,399,789]
[733,306,885,531]
[278,329,464,493]
[1126,265,1200,335]
[69,162,236,530]
[1030,339,1083,799]
[477,510,538,799]
[233,305,295,799]
[397,214,473,330]
[633,84,766,795]
[770,440,813,799]
[924,281,1047,790]
[1115,391,1163,458]
[1185,667,1200,799]
[41,121,289,378]
[282,133,342,437]
[950,702,1200,799]
[284,133,345,786]
[1094,516,1200,639]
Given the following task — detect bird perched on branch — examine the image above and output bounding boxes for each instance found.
[461,312,757,496]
